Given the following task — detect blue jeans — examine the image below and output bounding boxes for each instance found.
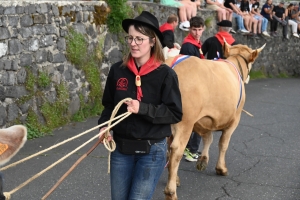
[186,132,201,153]
[233,13,246,31]
[110,138,167,200]
[254,15,268,32]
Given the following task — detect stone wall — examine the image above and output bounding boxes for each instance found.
[0,0,108,127]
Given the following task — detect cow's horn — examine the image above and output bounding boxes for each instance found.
[256,43,266,53]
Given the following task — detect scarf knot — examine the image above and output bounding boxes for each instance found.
[127,56,161,101]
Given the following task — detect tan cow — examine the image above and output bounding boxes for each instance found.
[164,42,265,200]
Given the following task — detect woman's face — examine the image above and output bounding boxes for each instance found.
[127,25,153,62]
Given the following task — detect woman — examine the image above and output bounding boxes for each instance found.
[98,11,183,200]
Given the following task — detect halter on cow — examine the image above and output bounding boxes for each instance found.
[164,42,265,200]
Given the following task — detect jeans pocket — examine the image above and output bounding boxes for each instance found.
[151,139,167,162]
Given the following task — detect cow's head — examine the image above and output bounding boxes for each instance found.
[223,42,266,84]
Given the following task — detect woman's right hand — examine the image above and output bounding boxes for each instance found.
[99,127,113,143]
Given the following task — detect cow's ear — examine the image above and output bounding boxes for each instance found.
[250,43,266,62]
[249,50,258,63]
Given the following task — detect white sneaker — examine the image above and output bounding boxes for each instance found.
[262,31,271,37]
[230,29,236,34]
[240,29,250,33]
[179,21,190,31]
[293,33,299,38]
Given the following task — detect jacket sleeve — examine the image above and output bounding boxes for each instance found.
[180,43,196,56]
[201,39,209,57]
[137,68,183,124]
[162,30,175,49]
[97,64,117,127]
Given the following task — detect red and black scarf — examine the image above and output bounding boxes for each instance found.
[215,32,235,46]
[127,56,161,101]
[183,33,204,59]
[159,23,174,33]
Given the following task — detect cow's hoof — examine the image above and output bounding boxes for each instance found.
[197,160,207,171]
[176,175,180,187]
[164,190,178,200]
[216,167,228,176]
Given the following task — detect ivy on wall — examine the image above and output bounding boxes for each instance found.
[106,0,133,34]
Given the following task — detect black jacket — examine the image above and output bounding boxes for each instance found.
[179,43,201,57]
[202,36,237,60]
[162,30,175,48]
[98,61,183,140]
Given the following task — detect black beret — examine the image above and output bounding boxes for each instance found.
[217,20,232,28]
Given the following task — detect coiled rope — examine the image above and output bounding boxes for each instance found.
[1,98,132,200]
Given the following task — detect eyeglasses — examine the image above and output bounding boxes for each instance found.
[125,36,150,45]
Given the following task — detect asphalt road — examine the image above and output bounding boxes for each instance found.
[2,78,300,200]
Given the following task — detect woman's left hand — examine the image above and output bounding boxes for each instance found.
[125,99,140,114]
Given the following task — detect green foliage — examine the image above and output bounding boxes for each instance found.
[249,70,266,80]
[26,109,47,139]
[38,71,51,88]
[25,67,36,93]
[277,72,289,78]
[205,16,214,28]
[41,82,70,129]
[65,28,88,66]
[106,0,132,34]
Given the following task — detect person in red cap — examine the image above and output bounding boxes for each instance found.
[98,11,183,200]
[202,20,237,60]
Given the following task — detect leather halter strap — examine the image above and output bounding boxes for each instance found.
[231,54,249,82]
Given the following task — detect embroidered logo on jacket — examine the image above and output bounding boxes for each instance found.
[116,78,128,91]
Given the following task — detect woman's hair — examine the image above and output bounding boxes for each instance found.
[123,23,165,66]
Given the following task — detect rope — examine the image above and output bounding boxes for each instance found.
[0,111,128,171]
[242,109,254,117]
[2,98,132,199]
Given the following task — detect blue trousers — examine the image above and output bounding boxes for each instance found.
[233,13,247,31]
[110,139,167,200]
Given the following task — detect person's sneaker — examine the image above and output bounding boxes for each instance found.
[179,21,190,31]
[274,31,280,37]
[230,29,236,34]
[262,31,270,37]
[185,152,200,162]
[183,148,190,156]
[240,29,250,33]
[293,33,299,38]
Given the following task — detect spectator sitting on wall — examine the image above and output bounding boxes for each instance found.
[250,0,271,37]
[290,3,300,33]
[284,3,300,38]
[224,0,250,33]
[240,0,260,39]
[178,0,201,31]
[272,1,289,39]
[201,20,237,60]
[260,0,278,37]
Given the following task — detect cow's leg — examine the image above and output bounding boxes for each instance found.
[165,123,193,200]
[216,120,239,176]
[196,131,213,171]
